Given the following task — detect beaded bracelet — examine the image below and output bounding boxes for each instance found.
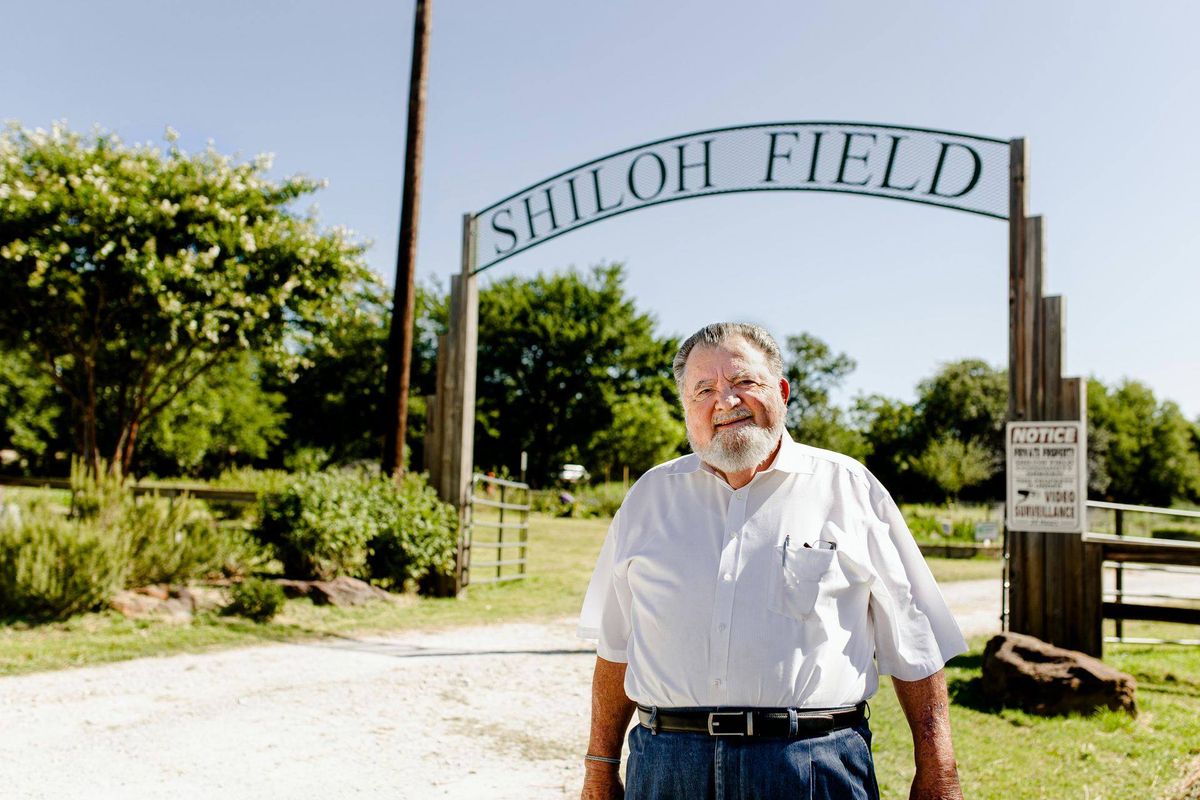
[584,754,621,766]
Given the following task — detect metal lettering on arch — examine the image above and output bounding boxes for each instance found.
[473,121,1010,273]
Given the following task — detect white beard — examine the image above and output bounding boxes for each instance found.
[689,411,785,475]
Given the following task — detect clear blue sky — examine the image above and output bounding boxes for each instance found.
[3,1,1197,416]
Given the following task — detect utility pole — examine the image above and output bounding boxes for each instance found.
[382,0,431,478]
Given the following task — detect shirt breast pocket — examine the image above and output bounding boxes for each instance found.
[768,543,836,620]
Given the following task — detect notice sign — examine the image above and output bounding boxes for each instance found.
[1006,421,1087,533]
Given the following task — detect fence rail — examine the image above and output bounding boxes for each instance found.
[1082,501,1200,648]
[0,475,257,505]
[463,473,531,587]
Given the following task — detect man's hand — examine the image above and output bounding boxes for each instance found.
[891,669,963,800]
[581,656,635,800]
[581,761,623,799]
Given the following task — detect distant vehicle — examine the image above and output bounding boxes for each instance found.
[559,463,590,483]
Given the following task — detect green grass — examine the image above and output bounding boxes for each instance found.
[868,635,1200,800]
[925,557,1002,583]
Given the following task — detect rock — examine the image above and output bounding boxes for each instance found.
[174,586,227,613]
[256,577,395,606]
[110,585,227,621]
[307,576,395,607]
[109,590,192,624]
[981,632,1137,716]
[134,584,170,601]
[274,579,315,599]
[110,590,163,618]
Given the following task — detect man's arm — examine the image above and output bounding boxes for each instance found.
[581,655,636,800]
[891,669,963,800]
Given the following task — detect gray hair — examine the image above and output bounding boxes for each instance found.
[672,322,784,397]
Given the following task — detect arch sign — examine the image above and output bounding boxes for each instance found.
[427,120,1089,655]
[475,122,1010,272]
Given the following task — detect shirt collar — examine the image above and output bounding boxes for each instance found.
[667,433,817,477]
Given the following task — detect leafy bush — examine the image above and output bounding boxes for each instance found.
[257,469,457,587]
[906,514,944,539]
[124,495,264,586]
[572,482,628,519]
[367,473,459,588]
[0,509,129,620]
[212,467,295,497]
[225,577,285,622]
[529,488,573,517]
[0,463,277,620]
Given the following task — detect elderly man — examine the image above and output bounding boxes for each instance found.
[578,322,967,800]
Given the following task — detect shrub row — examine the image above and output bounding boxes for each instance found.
[257,469,457,588]
[1,491,256,620]
[3,466,457,621]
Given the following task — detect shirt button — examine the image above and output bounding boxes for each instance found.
[718,623,727,632]
[729,531,737,538]
[723,572,732,581]
[713,679,722,687]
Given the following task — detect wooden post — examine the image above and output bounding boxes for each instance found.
[381,0,432,478]
[435,214,479,596]
[1026,215,1045,419]
[425,213,479,597]
[1008,139,1031,421]
[1080,537,1105,657]
[1041,296,1063,421]
[423,392,439,475]
[1058,376,1086,422]
[436,289,461,500]
[448,214,479,516]
[1114,508,1125,641]
[1006,139,1035,640]
[497,482,506,580]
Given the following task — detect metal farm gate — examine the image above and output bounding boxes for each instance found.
[461,473,531,587]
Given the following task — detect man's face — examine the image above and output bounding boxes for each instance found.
[681,336,790,474]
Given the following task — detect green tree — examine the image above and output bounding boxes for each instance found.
[911,435,997,504]
[0,123,371,475]
[854,393,922,497]
[855,360,1006,503]
[913,359,1007,501]
[913,359,1007,454]
[137,353,286,477]
[270,277,445,470]
[589,395,686,477]
[0,344,64,470]
[1087,378,1200,505]
[782,333,865,458]
[474,264,677,484]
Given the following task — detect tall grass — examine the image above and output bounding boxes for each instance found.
[0,511,129,619]
[1,464,265,620]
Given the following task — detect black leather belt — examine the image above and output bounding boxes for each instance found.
[636,702,868,738]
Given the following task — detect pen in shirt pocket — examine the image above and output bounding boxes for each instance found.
[781,534,789,566]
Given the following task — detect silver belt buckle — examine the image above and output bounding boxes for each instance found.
[707,710,753,736]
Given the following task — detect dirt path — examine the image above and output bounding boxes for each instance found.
[0,572,1189,799]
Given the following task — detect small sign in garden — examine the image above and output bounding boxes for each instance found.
[1006,421,1087,533]
[973,521,999,544]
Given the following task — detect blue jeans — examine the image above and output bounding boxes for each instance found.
[625,722,880,799]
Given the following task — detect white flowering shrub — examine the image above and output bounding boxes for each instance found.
[0,123,374,474]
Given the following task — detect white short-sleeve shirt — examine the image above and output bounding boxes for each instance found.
[577,435,968,709]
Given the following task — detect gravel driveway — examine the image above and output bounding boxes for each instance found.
[0,570,1190,799]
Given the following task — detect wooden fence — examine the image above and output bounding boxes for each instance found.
[1006,500,1200,656]
[0,475,256,506]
